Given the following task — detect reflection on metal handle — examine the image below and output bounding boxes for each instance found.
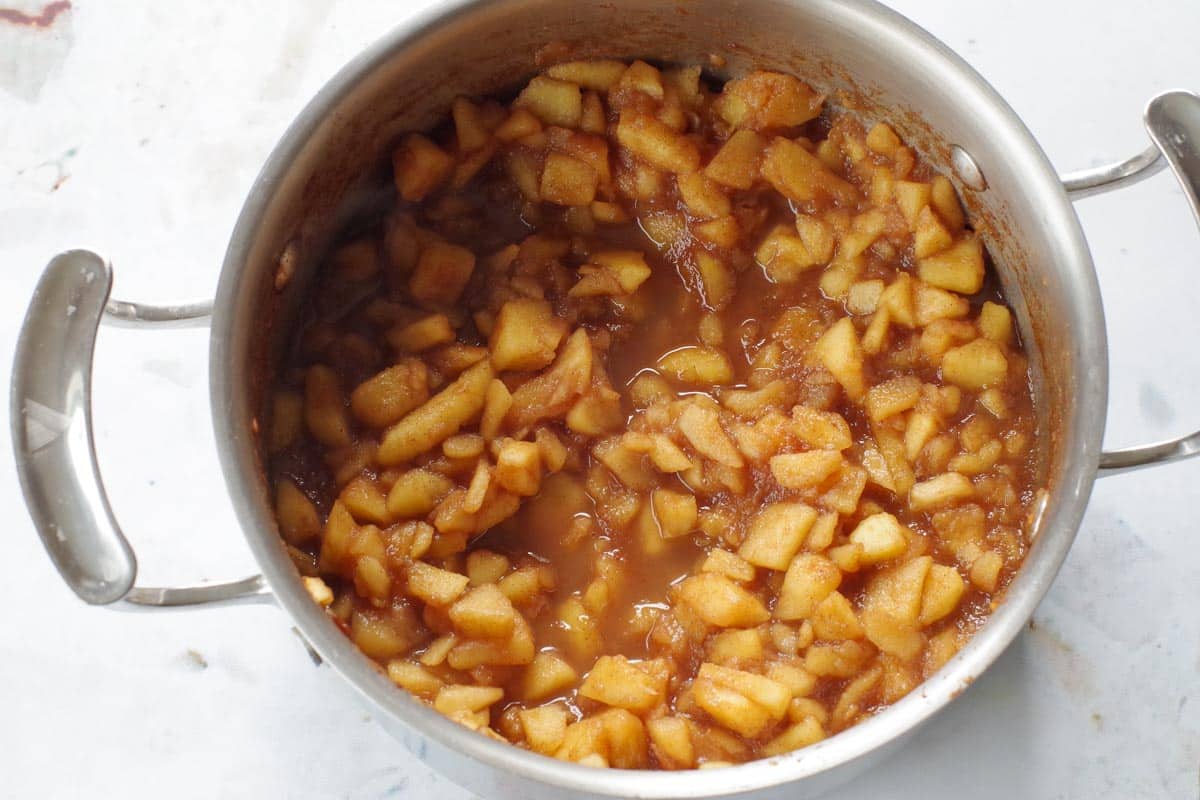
[1062,144,1166,199]
[11,250,269,607]
[1064,91,1200,476]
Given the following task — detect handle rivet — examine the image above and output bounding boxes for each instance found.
[951,145,987,191]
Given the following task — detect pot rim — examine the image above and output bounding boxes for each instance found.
[210,0,1105,795]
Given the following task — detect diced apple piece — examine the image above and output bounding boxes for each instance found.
[791,406,853,450]
[978,301,1013,343]
[387,660,443,698]
[617,111,701,173]
[704,129,765,189]
[914,282,970,327]
[378,360,493,465]
[276,479,320,545]
[676,573,770,627]
[969,550,1004,592]
[913,205,953,258]
[677,402,744,468]
[849,512,909,564]
[536,152,598,206]
[691,250,735,310]
[570,250,652,297]
[652,487,698,538]
[410,241,476,306]
[547,59,627,91]
[714,71,823,131]
[393,134,453,201]
[909,472,974,512]
[522,651,580,702]
[449,584,518,639]
[515,75,582,127]
[489,298,568,372]
[770,451,845,489]
[776,553,842,620]
[304,365,351,448]
[763,716,825,756]
[847,279,885,315]
[917,236,984,295]
[813,317,866,401]
[761,137,858,206]
[408,561,470,606]
[678,171,732,219]
[351,360,429,429]
[919,563,966,625]
[755,225,817,283]
[579,655,668,712]
[702,548,757,583]
[811,590,865,641]
[387,313,455,352]
[386,468,454,518]
[865,374,922,422]
[647,717,695,769]
[520,704,570,755]
[738,502,817,570]
[941,338,1008,390]
[894,180,932,228]
[931,175,966,231]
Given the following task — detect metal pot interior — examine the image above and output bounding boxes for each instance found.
[211,0,1106,796]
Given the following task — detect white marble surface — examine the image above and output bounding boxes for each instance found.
[2,1,1198,797]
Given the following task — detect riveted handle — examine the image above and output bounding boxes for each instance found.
[11,250,270,607]
[1062,90,1200,476]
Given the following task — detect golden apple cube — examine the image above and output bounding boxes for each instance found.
[393,133,454,201]
[652,487,698,539]
[410,241,476,306]
[378,359,494,465]
[701,548,757,583]
[540,152,599,206]
[755,225,817,284]
[865,374,922,423]
[646,717,695,769]
[978,301,1014,343]
[522,651,580,702]
[762,716,825,757]
[769,451,845,489]
[386,468,454,518]
[387,313,456,352]
[917,235,984,295]
[520,704,570,755]
[791,406,853,450]
[894,180,933,228]
[813,317,866,401]
[941,338,1008,390]
[579,655,668,712]
[304,365,351,448]
[761,136,857,206]
[738,502,818,571]
[616,111,701,173]
[546,59,627,91]
[849,512,909,565]
[676,573,770,627]
[913,205,953,258]
[408,561,470,606]
[909,472,975,512]
[495,439,543,496]
[351,360,430,429]
[515,75,582,127]
[386,660,443,698]
[678,171,732,219]
[914,282,970,327]
[704,129,766,189]
[677,403,745,467]
[919,563,966,625]
[775,553,842,620]
[276,479,320,545]
[811,590,865,641]
[449,584,518,639]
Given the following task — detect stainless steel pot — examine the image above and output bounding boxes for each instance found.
[12,1,1200,797]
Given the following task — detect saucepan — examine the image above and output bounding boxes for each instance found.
[12,0,1200,797]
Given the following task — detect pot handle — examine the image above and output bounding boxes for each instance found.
[11,250,271,608]
[1062,90,1200,476]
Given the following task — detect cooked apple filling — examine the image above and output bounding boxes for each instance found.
[268,58,1039,769]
